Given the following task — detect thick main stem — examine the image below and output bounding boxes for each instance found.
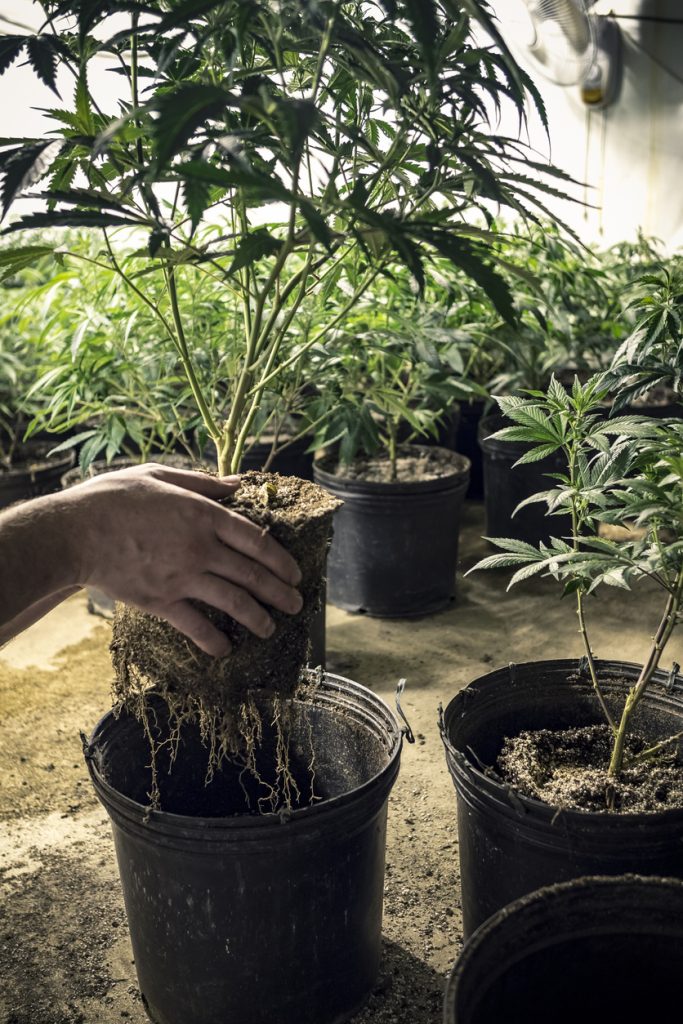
[608,567,683,777]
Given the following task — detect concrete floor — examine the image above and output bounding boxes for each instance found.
[2,503,681,1023]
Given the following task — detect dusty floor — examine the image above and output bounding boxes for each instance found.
[2,503,682,1024]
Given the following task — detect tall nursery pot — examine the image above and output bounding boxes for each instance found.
[440,658,683,938]
[314,445,470,617]
[444,874,683,1024]
[85,673,405,1024]
[479,413,570,544]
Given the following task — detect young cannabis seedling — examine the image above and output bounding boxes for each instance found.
[471,374,683,780]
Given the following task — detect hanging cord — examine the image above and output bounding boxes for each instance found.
[608,15,683,26]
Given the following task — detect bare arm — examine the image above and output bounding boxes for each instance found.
[0,464,302,655]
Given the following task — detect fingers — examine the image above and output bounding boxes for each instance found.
[208,542,303,615]
[159,600,232,657]
[143,464,242,499]
[212,506,302,586]
[186,574,276,639]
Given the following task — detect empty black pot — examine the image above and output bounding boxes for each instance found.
[314,446,470,617]
[444,874,683,1024]
[86,674,403,1024]
[478,413,570,545]
[440,658,683,937]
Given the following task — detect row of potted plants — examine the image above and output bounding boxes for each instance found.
[2,1,682,1021]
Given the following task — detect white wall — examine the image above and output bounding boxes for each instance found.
[3,1,683,249]
[494,0,683,250]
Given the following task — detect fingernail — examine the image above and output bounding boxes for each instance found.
[291,592,304,614]
[264,619,276,638]
[221,474,241,484]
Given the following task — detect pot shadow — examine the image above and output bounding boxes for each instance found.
[351,938,446,1023]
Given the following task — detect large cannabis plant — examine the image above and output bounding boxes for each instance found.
[472,375,683,779]
[0,0,570,473]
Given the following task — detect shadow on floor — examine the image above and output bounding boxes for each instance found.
[352,937,447,1023]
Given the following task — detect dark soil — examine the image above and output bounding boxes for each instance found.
[0,438,74,476]
[111,471,340,703]
[318,445,468,484]
[496,723,683,813]
[109,472,341,804]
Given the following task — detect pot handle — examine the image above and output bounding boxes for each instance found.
[395,678,415,743]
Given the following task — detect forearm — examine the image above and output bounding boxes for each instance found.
[0,493,83,644]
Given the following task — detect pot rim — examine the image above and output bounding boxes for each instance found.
[87,670,403,831]
[443,872,683,1023]
[314,444,471,495]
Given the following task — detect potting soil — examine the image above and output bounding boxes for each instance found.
[496,722,683,813]
[109,471,340,809]
[319,445,465,483]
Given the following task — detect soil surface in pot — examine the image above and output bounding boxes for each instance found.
[496,722,683,813]
[1,438,67,474]
[319,445,466,483]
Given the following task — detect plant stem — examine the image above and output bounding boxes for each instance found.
[388,420,398,481]
[164,267,222,461]
[608,566,683,776]
[567,443,616,731]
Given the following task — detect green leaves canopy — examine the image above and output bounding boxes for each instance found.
[0,0,568,312]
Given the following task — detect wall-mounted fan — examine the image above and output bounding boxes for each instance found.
[496,0,622,108]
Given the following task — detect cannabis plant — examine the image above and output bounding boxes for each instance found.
[302,259,485,477]
[8,238,199,469]
[0,0,570,474]
[472,374,683,779]
[606,259,683,411]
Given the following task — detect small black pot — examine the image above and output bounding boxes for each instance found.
[479,413,571,545]
[0,438,75,509]
[440,658,683,938]
[86,674,403,1024]
[444,874,683,1024]
[239,433,314,479]
[314,445,470,617]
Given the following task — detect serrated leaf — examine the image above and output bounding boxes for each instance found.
[513,443,562,466]
[299,200,332,249]
[182,175,211,233]
[1,209,142,234]
[153,83,232,169]
[48,429,97,455]
[1,140,63,217]
[482,536,543,556]
[228,228,282,274]
[0,36,25,77]
[466,552,536,574]
[26,36,59,95]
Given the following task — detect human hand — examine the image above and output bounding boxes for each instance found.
[67,463,302,656]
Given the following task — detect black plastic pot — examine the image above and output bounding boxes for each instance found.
[239,433,314,480]
[479,413,571,545]
[440,658,683,938]
[0,439,75,509]
[455,399,487,501]
[86,673,403,1024]
[314,446,470,617]
[444,874,683,1024]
